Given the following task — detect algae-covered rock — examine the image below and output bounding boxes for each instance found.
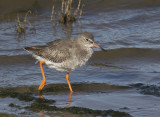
[0,85,131,117]
[0,113,13,117]
[0,88,34,101]
[130,83,160,97]
[140,85,160,97]
[26,103,131,117]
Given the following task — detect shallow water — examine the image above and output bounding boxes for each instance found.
[1,0,160,116]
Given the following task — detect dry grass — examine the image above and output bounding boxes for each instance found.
[51,0,84,24]
[51,4,57,23]
[16,16,25,34]
[16,10,36,34]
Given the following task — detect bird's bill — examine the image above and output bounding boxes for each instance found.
[92,42,107,52]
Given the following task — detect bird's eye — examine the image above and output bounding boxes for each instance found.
[86,38,89,41]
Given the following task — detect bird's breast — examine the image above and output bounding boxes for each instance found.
[73,47,93,67]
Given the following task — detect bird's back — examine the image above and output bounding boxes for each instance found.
[25,38,93,71]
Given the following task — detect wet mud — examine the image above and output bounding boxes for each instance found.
[0,83,131,117]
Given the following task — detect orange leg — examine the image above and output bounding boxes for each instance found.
[38,61,46,90]
[66,71,73,92]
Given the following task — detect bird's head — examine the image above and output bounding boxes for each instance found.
[77,32,106,51]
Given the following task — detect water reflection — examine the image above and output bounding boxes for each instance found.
[66,92,73,108]
[38,91,73,107]
[38,91,73,116]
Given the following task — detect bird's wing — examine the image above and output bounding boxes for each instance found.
[46,39,62,46]
[40,47,70,63]
[25,39,72,63]
[39,39,72,63]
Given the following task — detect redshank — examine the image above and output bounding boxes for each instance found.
[24,32,106,92]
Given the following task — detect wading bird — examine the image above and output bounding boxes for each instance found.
[24,32,106,92]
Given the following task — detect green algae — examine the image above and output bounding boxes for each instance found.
[130,83,160,97]
[25,93,131,117]
[0,83,130,95]
[140,85,160,96]
[129,83,144,88]
[64,107,130,117]
[120,107,130,110]
[27,103,131,117]
[0,113,14,117]
[0,84,131,117]
[0,88,34,101]
[43,83,130,93]
[0,88,55,103]
[9,103,21,110]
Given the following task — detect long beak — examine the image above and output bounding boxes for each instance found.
[92,42,107,52]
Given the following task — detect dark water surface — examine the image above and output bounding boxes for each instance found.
[1,0,160,116]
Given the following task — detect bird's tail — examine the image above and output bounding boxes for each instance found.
[24,46,46,55]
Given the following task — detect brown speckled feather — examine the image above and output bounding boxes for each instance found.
[24,39,72,63]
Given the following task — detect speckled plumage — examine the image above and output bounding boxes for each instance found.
[24,32,95,71]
